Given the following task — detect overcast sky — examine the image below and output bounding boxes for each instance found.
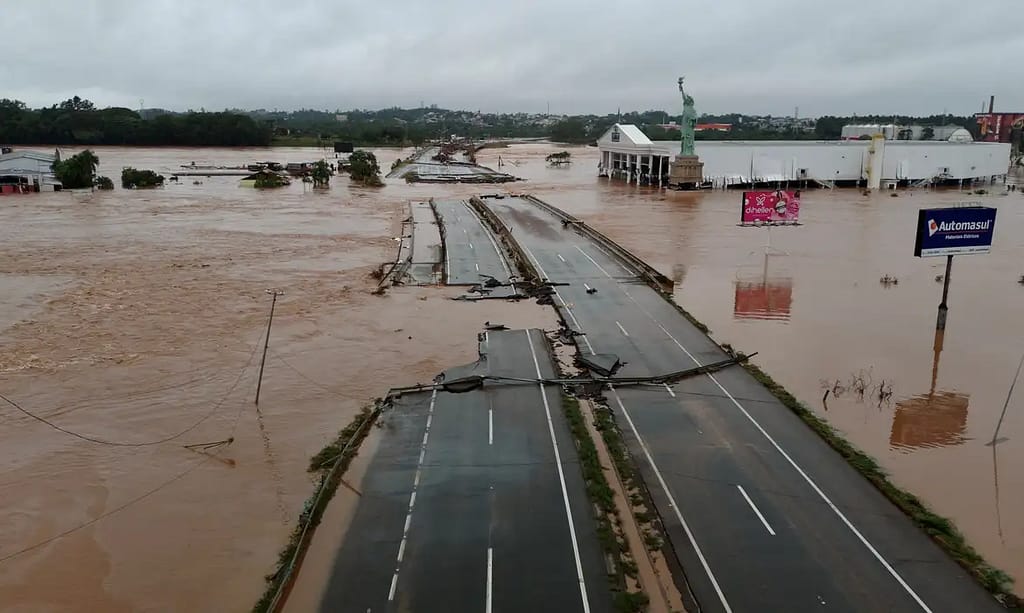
[6,0,1023,117]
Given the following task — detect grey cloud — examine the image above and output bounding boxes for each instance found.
[4,0,1022,116]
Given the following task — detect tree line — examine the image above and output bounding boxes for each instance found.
[0,97,272,146]
[548,112,980,144]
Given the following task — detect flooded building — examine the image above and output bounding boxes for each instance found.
[0,149,62,193]
[596,123,1012,188]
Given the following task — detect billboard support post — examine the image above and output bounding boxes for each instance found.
[913,204,996,330]
[936,255,953,330]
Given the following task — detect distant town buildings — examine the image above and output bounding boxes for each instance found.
[841,123,972,141]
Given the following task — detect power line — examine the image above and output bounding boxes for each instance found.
[0,337,261,447]
[0,380,250,564]
[270,350,342,396]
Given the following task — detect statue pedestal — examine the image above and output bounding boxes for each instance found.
[669,155,704,188]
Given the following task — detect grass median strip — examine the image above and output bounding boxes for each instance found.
[253,404,379,613]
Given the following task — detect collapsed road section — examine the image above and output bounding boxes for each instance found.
[383,198,520,299]
[387,143,519,183]
[475,194,1004,613]
[317,329,613,613]
[432,199,513,287]
[389,200,443,285]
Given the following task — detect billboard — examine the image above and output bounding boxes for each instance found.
[976,112,1024,143]
[913,206,997,257]
[741,190,800,224]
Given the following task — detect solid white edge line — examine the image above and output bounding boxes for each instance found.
[615,321,629,337]
[486,547,494,613]
[736,485,776,536]
[398,537,408,561]
[575,244,934,612]
[611,387,733,613]
[525,329,591,613]
[705,369,933,612]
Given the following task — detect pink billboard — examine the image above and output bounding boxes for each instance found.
[741,190,801,224]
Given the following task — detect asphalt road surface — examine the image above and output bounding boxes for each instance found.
[319,329,612,613]
[433,199,512,285]
[407,200,443,284]
[483,195,1002,613]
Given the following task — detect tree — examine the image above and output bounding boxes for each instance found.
[549,118,588,143]
[920,126,935,140]
[52,149,99,189]
[94,176,114,190]
[311,159,331,188]
[349,150,383,186]
[59,96,95,112]
[121,167,165,188]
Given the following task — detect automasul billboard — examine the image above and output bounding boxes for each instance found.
[741,191,800,224]
[913,207,997,257]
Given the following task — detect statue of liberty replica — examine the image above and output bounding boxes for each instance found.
[669,76,705,188]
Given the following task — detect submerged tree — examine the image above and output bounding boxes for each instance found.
[52,149,99,189]
[311,159,331,188]
[94,176,114,190]
[546,151,572,165]
[349,150,383,186]
[253,171,290,188]
[121,167,165,189]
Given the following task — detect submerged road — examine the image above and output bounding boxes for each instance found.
[433,199,512,285]
[483,195,1001,613]
[319,329,612,613]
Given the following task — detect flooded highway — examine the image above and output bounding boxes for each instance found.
[481,144,1024,587]
[2,143,1022,609]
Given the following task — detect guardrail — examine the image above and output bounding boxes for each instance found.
[515,194,674,294]
[467,195,542,282]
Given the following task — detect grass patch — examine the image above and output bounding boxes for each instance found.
[613,590,650,613]
[562,391,653,607]
[740,360,1020,609]
[253,404,379,613]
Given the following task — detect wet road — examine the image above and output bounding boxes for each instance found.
[484,195,1001,613]
[407,200,443,284]
[319,329,612,613]
[433,199,511,285]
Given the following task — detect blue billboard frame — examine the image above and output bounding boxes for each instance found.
[913,206,997,258]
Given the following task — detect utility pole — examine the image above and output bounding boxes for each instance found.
[255,289,284,405]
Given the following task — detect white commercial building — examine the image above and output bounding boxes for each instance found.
[596,124,1011,188]
[0,149,63,191]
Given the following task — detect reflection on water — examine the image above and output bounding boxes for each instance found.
[891,391,970,451]
[733,252,793,321]
[890,329,969,452]
[734,280,793,321]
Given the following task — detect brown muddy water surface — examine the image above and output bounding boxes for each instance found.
[1,144,1022,610]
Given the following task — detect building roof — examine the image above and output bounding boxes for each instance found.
[0,150,57,164]
[617,124,651,145]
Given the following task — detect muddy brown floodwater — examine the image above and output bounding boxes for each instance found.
[1,143,1022,611]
